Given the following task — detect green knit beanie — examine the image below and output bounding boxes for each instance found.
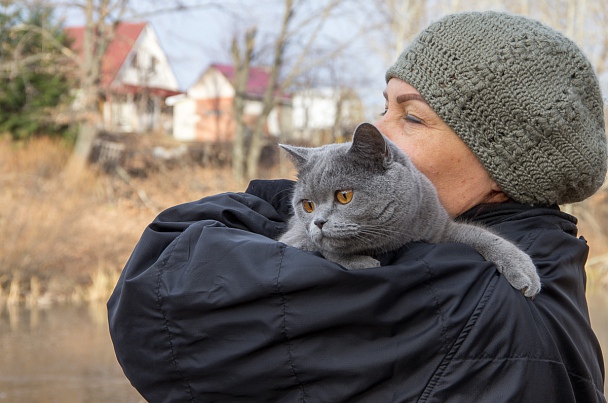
[386,11,607,205]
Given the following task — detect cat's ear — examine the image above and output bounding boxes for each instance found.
[349,123,392,167]
[279,144,310,167]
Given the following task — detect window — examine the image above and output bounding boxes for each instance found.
[149,56,157,74]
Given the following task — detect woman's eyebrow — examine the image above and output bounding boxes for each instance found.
[396,93,427,104]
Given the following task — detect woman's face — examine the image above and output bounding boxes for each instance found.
[376,78,507,217]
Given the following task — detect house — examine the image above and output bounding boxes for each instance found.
[167,63,292,142]
[66,22,181,133]
[291,87,365,145]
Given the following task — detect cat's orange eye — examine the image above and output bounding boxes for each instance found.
[301,199,315,213]
[335,190,353,204]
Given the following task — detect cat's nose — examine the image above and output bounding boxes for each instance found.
[314,218,327,229]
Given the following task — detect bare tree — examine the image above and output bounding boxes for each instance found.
[231,27,256,183]
[68,0,129,171]
[243,0,293,181]
[362,0,428,68]
[589,0,608,75]
[229,0,361,182]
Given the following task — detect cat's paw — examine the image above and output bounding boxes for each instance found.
[324,253,381,270]
[344,256,381,270]
[496,254,541,299]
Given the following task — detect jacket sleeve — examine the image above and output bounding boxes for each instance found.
[106,191,286,397]
[107,186,503,402]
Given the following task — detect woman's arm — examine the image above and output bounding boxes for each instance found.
[107,186,604,402]
[106,185,493,401]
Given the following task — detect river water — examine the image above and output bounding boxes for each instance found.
[0,302,142,402]
[0,293,607,402]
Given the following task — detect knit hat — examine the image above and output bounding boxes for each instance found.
[386,11,607,205]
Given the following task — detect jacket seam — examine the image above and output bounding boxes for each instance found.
[442,356,605,396]
[155,238,195,402]
[418,272,498,402]
[448,356,572,365]
[275,244,306,401]
[422,260,448,347]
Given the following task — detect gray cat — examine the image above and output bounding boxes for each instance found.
[278,122,541,298]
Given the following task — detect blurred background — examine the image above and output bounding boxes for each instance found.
[1,0,608,401]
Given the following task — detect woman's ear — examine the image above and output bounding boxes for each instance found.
[486,182,511,203]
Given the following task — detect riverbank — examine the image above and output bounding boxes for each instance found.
[0,136,252,306]
[1,136,607,307]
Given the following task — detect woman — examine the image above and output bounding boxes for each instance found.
[108,11,607,402]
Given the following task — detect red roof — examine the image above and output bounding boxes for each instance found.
[212,63,290,100]
[65,22,146,88]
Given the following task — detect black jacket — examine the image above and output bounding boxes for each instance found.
[108,179,606,402]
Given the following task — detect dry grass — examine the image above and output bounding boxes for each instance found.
[0,136,607,305]
[0,135,258,305]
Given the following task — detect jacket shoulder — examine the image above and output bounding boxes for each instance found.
[421,207,605,401]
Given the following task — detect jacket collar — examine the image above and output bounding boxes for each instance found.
[457,203,576,226]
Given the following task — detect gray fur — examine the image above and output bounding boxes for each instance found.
[278,123,541,298]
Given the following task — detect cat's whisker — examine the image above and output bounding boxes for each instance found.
[357,227,408,239]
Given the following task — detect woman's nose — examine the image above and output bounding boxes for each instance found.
[375,116,387,134]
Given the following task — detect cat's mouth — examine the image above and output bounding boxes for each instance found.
[310,229,357,250]
[311,229,333,245]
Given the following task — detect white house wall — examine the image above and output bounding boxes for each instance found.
[188,69,235,99]
[116,25,180,91]
[102,94,136,132]
[267,107,280,136]
[293,89,338,130]
[244,100,263,116]
[172,98,199,141]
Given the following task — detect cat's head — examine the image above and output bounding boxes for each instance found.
[280,123,431,255]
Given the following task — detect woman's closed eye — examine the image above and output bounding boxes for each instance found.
[378,106,423,123]
[405,114,422,124]
[380,103,388,116]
